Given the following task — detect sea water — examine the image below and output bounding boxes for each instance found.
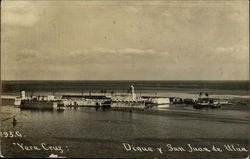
[1,80,249,158]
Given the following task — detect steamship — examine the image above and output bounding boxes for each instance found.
[17,91,58,110]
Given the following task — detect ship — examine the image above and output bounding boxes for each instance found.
[142,96,170,108]
[18,91,59,110]
[20,100,58,110]
[193,92,220,109]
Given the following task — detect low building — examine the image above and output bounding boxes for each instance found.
[141,96,170,105]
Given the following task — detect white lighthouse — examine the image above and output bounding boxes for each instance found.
[20,90,26,100]
[130,85,136,100]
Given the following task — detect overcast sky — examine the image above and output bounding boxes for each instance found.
[1,0,249,80]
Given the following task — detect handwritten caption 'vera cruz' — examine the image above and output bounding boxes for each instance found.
[1,131,69,154]
[12,142,68,153]
[122,143,248,154]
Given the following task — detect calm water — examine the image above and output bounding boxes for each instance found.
[1,106,249,158]
[2,80,249,96]
[1,80,249,158]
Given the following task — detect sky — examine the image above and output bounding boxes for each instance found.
[1,0,249,80]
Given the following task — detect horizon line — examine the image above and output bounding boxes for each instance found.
[1,79,249,81]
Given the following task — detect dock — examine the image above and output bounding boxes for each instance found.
[6,86,228,110]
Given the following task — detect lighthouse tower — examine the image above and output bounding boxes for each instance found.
[130,85,136,100]
[20,91,26,100]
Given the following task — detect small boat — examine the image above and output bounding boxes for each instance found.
[12,117,17,125]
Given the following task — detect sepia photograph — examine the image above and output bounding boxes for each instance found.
[0,0,249,158]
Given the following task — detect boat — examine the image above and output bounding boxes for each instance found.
[142,96,170,108]
[17,90,62,110]
[193,92,220,109]
[20,100,58,110]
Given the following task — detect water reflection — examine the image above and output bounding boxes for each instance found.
[156,104,170,109]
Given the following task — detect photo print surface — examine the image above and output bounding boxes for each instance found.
[1,0,249,158]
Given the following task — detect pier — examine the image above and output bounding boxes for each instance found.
[9,86,229,110]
